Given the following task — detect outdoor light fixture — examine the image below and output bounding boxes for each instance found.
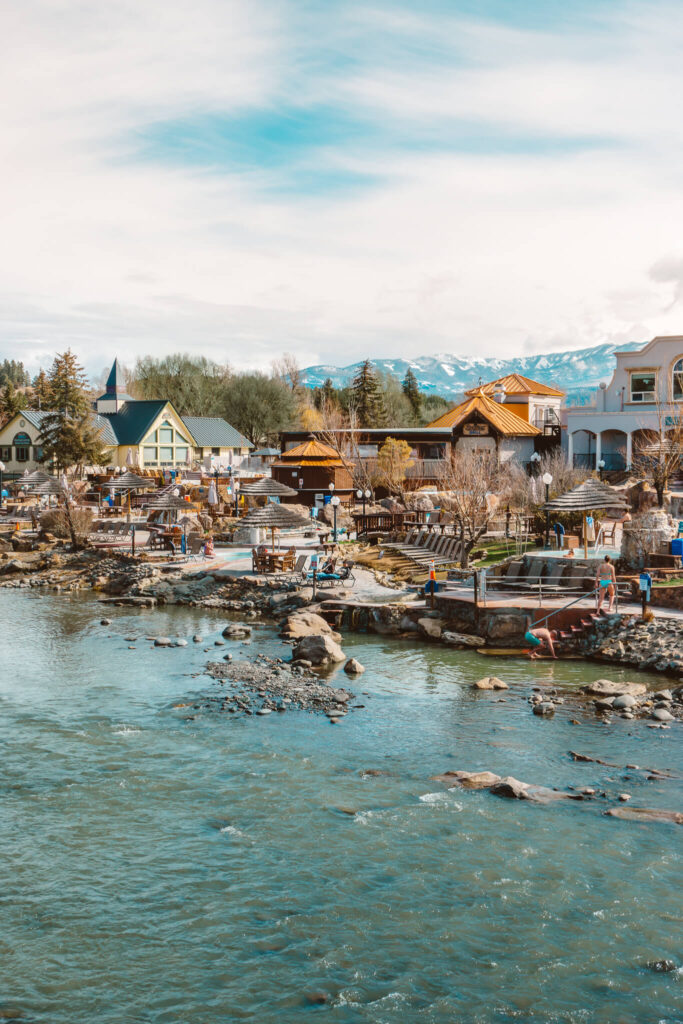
[542,472,553,548]
[0,460,5,508]
[331,494,341,543]
[597,458,605,481]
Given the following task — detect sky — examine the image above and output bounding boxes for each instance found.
[3,0,683,381]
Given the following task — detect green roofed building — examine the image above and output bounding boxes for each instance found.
[0,358,252,476]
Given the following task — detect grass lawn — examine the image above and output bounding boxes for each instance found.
[471,539,535,567]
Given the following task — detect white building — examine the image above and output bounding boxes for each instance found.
[565,335,683,470]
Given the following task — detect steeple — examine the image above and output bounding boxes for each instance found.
[106,358,126,396]
[95,357,133,414]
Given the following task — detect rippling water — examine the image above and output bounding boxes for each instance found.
[0,591,681,1023]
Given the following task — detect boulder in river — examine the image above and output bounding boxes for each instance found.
[222,624,252,639]
[292,634,346,667]
[605,806,682,824]
[581,679,648,698]
[154,637,172,647]
[344,658,365,675]
[472,676,508,690]
[417,617,445,640]
[280,611,341,641]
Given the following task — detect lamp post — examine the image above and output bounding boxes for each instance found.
[597,458,605,482]
[0,461,5,509]
[542,471,553,548]
[530,451,541,475]
[331,495,340,544]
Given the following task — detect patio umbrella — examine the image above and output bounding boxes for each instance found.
[240,477,297,498]
[126,448,134,467]
[104,470,152,490]
[238,502,311,550]
[543,480,629,558]
[207,480,219,506]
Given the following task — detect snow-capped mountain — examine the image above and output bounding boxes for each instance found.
[301,341,645,404]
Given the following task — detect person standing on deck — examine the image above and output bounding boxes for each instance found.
[595,555,616,613]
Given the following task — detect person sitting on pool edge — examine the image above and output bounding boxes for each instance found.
[595,554,616,613]
[524,616,558,659]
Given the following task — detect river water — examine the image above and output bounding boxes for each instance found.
[0,591,681,1024]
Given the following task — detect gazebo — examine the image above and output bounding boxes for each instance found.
[271,438,354,504]
[543,480,629,558]
[238,502,311,549]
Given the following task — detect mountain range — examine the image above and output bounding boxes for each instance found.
[301,340,645,406]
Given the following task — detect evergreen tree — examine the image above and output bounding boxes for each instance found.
[402,368,422,421]
[32,369,52,410]
[0,379,27,426]
[39,351,107,471]
[351,360,387,427]
[322,377,336,407]
[0,359,30,387]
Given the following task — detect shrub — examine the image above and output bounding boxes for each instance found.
[40,507,93,541]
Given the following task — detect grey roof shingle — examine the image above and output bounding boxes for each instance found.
[13,409,119,445]
[181,416,252,449]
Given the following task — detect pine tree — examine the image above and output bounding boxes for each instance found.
[0,379,27,426]
[322,377,336,407]
[402,368,422,421]
[32,369,52,410]
[39,351,107,471]
[351,360,387,427]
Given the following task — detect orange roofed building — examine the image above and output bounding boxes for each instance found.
[271,438,354,504]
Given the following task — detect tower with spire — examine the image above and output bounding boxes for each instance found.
[95,358,134,414]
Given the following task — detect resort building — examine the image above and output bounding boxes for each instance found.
[0,358,252,477]
[279,374,564,491]
[565,335,683,470]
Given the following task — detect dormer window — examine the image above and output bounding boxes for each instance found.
[673,358,683,401]
[629,371,656,403]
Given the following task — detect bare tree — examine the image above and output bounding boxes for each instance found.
[438,449,504,568]
[632,404,683,506]
[505,450,590,516]
[374,438,413,505]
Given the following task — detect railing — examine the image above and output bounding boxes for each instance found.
[350,458,446,481]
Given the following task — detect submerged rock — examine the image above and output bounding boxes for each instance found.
[582,679,648,698]
[605,806,683,824]
[344,658,365,675]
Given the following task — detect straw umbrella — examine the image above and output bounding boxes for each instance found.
[543,480,629,558]
[240,477,297,499]
[17,469,54,491]
[207,480,219,507]
[238,503,311,550]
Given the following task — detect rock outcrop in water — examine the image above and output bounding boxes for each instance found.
[206,655,355,718]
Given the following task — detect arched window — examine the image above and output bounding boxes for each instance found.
[673,357,683,401]
[13,432,31,462]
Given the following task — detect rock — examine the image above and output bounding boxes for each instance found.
[441,631,486,648]
[644,959,678,973]
[582,679,648,698]
[214,640,224,646]
[292,634,346,667]
[613,694,638,710]
[280,611,341,641]
[344,658,365,675]
[594,698,616,711]
[606,806,683,824]
[222,624,252,639]
[486,612,527,641]
[417,616,445,640]
[154,637,172,647]
[173,639,188,647]
[533,702,555,716]
[256,708,272,715]
[489,777,580,804]
[223,653,233,661]
[654,689,673,702]
[651,708,674,722]
[472,676,508,690]
[0,559,25,576]
[432,769,502,790]
[100,618,111,626]
[618,793,631,801]
[193,635,203,643]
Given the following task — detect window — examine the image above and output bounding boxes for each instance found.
[211,447,220,456]
[0,447,10,461]
[673,358,683,401]
[15,447,30,462]
[159,427,173,444]
[159,446,173,463]
[630,372,656,402]
[13,432,31,462]
[143,446,158,464]
[176,447,188,463]
[143,430,158,443]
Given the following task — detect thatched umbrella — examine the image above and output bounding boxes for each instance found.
[543,480,629,558]
[17,469,54,491]
[239,502,311,549]
[104,470,153,490]
[240,477,297,498]
[32,478,67,496]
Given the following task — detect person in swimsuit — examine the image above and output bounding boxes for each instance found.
[595,554,616,612]
[524,616,557,659]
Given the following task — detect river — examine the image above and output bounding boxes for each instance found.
[0,591,681,1023]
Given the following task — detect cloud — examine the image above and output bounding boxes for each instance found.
[2,0,683,380]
